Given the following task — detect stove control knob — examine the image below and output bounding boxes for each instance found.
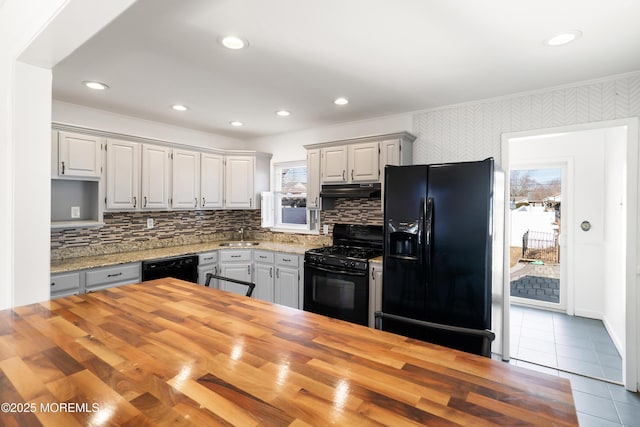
[351,261,356,268]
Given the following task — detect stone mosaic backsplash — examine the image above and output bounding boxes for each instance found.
[51,198,383,260]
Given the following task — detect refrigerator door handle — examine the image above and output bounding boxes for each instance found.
[425,196,434,285]
[418,197,425,263]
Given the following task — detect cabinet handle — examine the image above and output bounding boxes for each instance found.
[270,267,273,278]
[50,282,55,287]
[133,196,137,208]
[61,161,65,175]
[315,196,318,206]
[107,272,123,278]
[203,256,214,261]
[231,255,241,258]
[194,197,198,208]
[202,197,205,207]
[351,169,354,180]
[249,198,252,207]
[282,258,291,262]
[342,170,346,181]
[144,196,148,208]
[276,268,280,279]
[247,265,251,275]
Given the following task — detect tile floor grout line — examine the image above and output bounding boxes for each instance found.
[510,356,624,386]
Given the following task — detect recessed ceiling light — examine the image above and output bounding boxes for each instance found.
[220,35,248,50]
[334,97,349,105]
[172,104,188,111]
[275,110,291,117]
[544,30,582,47]
[83,81,109,90]
[230,121,244,127]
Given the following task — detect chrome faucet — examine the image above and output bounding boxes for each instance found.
[238,227,244,241]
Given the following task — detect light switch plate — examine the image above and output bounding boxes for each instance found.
[147,218,154,229]
[71,206,80,219]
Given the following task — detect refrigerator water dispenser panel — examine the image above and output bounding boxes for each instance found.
[388,220,419,258]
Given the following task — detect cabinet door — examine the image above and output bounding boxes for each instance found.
[369,263,383,328]
[58,131,102,178]
[225,156,255,209]
[254,263,274,303]
[348,141,379,183]
[275,266,299,308]
[201,153,224,209]
[198,264,218,287]
[379,139,400,210]
[106,139,140,210]
[219,263,253,296]
[379,139,400,167]
[50,272,81,299]
[172,149,200,209]
[306,149,321,208]
[321,146,348,183]
[141,144,170,209]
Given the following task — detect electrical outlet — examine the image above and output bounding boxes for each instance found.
[71,206,80,219]
[147,218,154,229]
[323,224,329,235]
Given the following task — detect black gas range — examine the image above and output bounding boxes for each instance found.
[303,224,383,326]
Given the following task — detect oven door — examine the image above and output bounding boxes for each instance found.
[304,262,369,326]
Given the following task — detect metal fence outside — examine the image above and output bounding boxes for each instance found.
[522,230,559,264]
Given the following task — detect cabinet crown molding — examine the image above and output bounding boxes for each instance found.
[52,123,272,159]
[303,131,416,150]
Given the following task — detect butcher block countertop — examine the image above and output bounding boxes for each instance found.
[0,278,577,426]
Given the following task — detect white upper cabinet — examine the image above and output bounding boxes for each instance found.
[225,156,255,209]
[321,145,348,183]
[172,148,200,209]
[57,131,102,178]
[348,141,379,183]
[106,139,140,210]
[141,144,171,209]
[306,149,321,208]
[308,132,415,187]
[201,153,224,209]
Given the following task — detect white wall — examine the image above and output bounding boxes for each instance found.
[53,101,246,151]
[0,0,135,310]
[603,126,628,353]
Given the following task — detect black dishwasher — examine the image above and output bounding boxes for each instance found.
[141,254,198,282]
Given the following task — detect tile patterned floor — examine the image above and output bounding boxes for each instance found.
[506,305,640,426]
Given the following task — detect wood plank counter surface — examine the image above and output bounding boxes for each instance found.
[0,278,578,426]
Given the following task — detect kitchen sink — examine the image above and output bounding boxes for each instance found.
[219,241,260,247]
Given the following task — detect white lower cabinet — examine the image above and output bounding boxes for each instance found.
[85,263,141,292]
[50,271,81,299]
[253,250,274,302]
[50,262,141,299]
[369,261,383,328]
[274,253,300,309]
[219,250,253,296]
[197,251,218,287]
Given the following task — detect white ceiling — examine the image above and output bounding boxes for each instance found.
[52,0,640,139]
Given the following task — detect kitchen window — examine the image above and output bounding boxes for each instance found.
[262,161,319,233]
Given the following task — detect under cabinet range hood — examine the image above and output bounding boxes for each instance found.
[320,183,381,199]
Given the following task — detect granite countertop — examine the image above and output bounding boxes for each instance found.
[51,240,324,274]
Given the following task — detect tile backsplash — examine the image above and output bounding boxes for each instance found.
[51,198,383,260]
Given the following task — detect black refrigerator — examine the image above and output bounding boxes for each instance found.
[381,158,496,356]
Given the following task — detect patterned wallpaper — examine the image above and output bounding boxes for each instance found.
[412,73,640,166]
